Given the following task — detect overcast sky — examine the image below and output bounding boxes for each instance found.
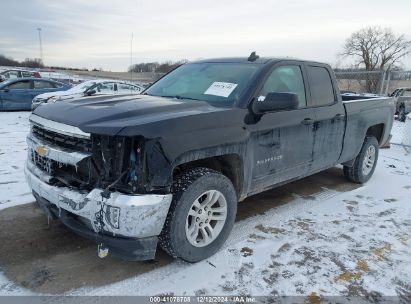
[1,0,410,71]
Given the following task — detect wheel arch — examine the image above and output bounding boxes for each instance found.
[172,154,244,199]
[342,126,383,168]
[366,123,385,145]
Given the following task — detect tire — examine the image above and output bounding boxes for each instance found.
[343,136,379,184]
[159,167,237,262]
[398,104,406,122]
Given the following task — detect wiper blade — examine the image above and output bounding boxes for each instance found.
[173,95,199,101]
[155,95,199,101]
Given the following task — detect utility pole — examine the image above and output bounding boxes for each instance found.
[130,32,134,82]
[37,28,43,64]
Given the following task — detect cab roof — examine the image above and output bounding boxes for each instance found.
[193,57,277,64]
[192,57,328,66]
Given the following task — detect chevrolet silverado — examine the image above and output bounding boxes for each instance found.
[25,55,395,262]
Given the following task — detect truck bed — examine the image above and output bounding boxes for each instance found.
[339,96,395,165]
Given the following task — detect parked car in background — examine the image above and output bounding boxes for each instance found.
[390,87,411,122]
[38,71,85,86]
[32,79,144,109]
[0,69,41,82]
[0,78,70,111]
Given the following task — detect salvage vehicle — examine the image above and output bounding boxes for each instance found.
[389,87,411,122]
[32,79,144,109]
[0,78,69,111]
[25,55,395,262]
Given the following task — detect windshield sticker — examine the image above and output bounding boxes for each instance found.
[204,82,238,98]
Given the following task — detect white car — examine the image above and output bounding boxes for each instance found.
[32,79,144,109]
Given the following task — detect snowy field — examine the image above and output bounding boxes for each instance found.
[0,112,32,209]
[0,112,410,301]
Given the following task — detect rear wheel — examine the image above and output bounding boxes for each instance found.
[343,136,379,184]
[159,168,237,262]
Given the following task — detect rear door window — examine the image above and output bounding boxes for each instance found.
[34,80,55,89]
[118,84,141,93]
[307,66,336,107]
[96,82,116,94]
[21,71,33,77]
[402,90,411,97]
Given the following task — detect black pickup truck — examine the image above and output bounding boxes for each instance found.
[25,56,395,262]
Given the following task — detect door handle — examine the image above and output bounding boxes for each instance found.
[334,114,345,121]
[301,118,314,125]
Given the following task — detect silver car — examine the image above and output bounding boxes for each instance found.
[32,79,144,109]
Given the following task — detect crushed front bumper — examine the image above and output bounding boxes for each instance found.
[25,162,173,261]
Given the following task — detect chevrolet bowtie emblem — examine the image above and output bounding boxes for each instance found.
[35,145,48,157]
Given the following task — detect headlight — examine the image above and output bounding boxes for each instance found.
[105,205,120,229]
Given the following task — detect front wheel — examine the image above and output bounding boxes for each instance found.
[159,168,237,262]
[343,136,379,184]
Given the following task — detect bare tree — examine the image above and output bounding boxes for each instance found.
[342,26,411,70]
[340,26,411,92]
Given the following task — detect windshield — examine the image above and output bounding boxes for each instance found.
[0,79,16,88]
[145,63,260,104]
[67,80,99,93]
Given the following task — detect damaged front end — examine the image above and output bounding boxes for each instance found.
[25,115,172,260]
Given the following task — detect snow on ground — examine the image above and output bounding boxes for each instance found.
[0,112,33,210]
[391,120,407,145]
[72,144,411,298]
[0,113,410,299]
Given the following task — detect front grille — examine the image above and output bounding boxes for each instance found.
[32,124,92,153]
[30,149,54,175]
[29,123,93,188]
[28,122,139,193]
[30,148,92,187]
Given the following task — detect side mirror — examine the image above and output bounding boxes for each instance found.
[86,89,96,96]
[253,92,299,114]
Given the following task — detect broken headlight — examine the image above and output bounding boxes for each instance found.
[105,205,120,229]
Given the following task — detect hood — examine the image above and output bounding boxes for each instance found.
[34,90,80,100]
[33,94,230,136]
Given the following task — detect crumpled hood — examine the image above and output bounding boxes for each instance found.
[33,94,229,136]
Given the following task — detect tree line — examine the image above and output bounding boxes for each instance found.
[128,60,188,73]
[0,54,94,71]
[0,53,187,74]
[0,54,45,68]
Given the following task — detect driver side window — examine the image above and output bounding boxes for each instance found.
[260,65,306,108]
[6,80,31,90]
